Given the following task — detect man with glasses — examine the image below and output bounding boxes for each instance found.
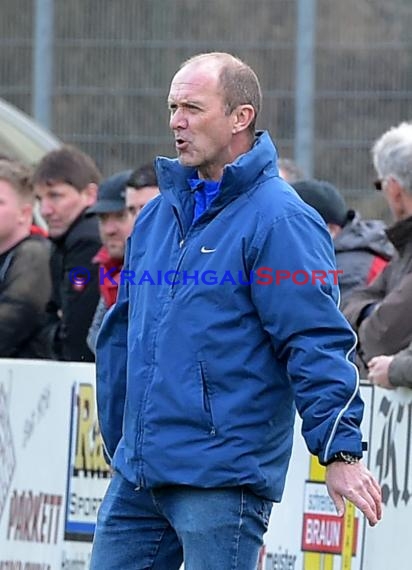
[344,121,412,377]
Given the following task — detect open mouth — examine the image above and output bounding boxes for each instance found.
[175,138,188,150]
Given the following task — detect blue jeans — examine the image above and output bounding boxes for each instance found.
[90,471,272,570]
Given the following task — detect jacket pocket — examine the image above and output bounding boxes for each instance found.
[198,360,216,436]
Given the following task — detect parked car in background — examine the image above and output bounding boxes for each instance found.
[0,97,61,228]
[0,97,60,163]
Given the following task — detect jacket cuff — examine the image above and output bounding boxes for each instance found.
[319,441,366,466]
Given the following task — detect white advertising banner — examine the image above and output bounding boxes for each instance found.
[0,360,411,570]
[361,386,412,569]
[0,360,110,570]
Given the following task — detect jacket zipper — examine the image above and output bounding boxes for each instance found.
[199,361,216,436]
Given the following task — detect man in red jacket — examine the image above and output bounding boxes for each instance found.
[86,170,134,353]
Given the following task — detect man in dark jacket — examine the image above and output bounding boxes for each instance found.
[32,146,102,362]
[344,122,412,376]
[90,52,381,570]
[0,159,51,357]
[292,179,393,305]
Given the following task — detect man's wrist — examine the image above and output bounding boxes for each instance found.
[325,451,361,465]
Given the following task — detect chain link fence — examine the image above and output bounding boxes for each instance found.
[0,0,411,217]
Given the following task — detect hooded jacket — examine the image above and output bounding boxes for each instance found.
[96,131,364,502]
[334,211,393,304]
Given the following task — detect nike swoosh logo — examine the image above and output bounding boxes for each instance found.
[200,246,216,254]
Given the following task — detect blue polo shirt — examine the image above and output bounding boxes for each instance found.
[188,178,221,222]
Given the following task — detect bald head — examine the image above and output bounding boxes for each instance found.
[180,52,262,134]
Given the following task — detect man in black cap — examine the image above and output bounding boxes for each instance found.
[293,179,393,304]
[86,170,134,354]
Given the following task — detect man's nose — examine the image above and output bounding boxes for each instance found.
[40,198,53,217]
[170,108,188,130]
[102,219,118,234]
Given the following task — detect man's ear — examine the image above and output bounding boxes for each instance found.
[83,182,98,207]
[388,177,405,209]
[232,104,255,134]
[19,202,33,226]
[327,223,342,239]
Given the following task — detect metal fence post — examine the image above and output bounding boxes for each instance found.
[33,0,54,129]
[294,0,317,177]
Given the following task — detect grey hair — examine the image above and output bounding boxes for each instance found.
[180,52,262,135]
[372,122,412,194]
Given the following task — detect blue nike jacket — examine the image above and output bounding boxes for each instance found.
[96,131,364,501]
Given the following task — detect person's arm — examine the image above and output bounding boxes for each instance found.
[250,211,381,525]
[367,355,395,389]
[60,238,101,361]
[0,239,51,357]
[357,271,412,364]
[368,342,412,389]
[342,267,388,329]
[87,296,108,356]
[388,351,412,389]
[95,237,130,462]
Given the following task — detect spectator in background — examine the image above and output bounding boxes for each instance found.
[292,179,393,305]
[277,157,305,183]
[86,170,134,355]
[344,122,412,376]
[126,162,159,221]
[33,145,102,362]
[0,152,49,238]
[0,159,51,357]
[87,165,159,354]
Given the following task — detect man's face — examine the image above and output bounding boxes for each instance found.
[378,177,405,221]
[126,185,159,222]
[35,182,95,238]
[0,180,29,252]
[98,210,134,259]
[167,62,237,180]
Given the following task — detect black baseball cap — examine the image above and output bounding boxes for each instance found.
[292,179,348,227]
[87,169,133,214]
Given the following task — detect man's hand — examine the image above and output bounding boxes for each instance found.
[367,355,395,389]
[325,461,382,526]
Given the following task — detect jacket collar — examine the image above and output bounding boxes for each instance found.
[386,215,412,253]
[155,131,279,233]
[51,209,93,245]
